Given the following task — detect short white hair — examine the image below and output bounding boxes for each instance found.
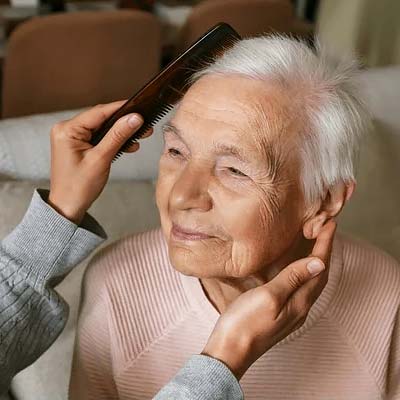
[191,35,371,205]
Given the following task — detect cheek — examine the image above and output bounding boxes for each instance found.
[217,180,277,236]
[219,196,272,273]
[218,188,301,275]
[251,186,304,264]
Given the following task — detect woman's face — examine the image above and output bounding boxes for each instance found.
[156,74,306,278]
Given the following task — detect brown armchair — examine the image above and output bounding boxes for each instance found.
[1,10,161,118]
[176,0,313,53]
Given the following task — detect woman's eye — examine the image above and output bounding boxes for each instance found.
[228,167,247,177]
[167,148,182,157]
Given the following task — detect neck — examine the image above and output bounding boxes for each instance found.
[200,234,313,314]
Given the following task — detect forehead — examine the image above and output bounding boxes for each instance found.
[171,74,297,154]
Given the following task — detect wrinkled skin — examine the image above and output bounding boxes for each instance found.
[156,74,319,313]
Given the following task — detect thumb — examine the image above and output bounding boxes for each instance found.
[264,257,325,307]
[93,113,144,161]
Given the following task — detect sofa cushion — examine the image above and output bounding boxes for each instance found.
[0,108,166,181]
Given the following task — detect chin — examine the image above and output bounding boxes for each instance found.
[168,245,203,276]
[167,245,218,278]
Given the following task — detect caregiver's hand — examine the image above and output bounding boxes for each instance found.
[48,101,152,224]
[202,219,337,380]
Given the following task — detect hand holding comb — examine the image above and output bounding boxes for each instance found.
[89,23,241,161]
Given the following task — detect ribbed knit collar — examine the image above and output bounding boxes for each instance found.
[178,234,344,346]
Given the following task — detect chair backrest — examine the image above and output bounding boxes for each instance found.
[176,0,300,52]
[2,10,161,118]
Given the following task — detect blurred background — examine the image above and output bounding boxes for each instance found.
[0,1,399,399]
[0,0,399,118]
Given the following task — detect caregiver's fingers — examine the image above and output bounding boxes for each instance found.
[288,219,338,314]
[310,219,337,267]
[67,100,127,131]
[140,126,154,139]
[265,256,326,310]
[122,142,140,153]
[265,220,337,309]
[93,113,144,161]
[122,127,154,153]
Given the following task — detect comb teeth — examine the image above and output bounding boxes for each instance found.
[113,100,174,161]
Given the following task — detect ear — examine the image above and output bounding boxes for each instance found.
[303,181,356,239]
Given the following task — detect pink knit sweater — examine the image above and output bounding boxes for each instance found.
[69,227,400,399]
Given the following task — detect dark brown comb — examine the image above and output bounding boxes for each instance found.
[89,23,241,161]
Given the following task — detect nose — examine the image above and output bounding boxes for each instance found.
[169,163,213,212]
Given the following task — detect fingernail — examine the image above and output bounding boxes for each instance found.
[307,259,325,277]
[127,114,142,128]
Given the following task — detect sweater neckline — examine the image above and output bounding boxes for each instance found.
[178,235,344,345]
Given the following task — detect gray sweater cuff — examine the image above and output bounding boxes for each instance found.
[1,189,107,289]
[154,354,243,400]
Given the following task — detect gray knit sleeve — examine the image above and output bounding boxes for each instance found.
[0,189,106,394]
[154,354,244,400]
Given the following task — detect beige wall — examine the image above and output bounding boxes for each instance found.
[317,0,400,67]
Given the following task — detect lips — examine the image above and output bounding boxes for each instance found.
[171,222,214,241]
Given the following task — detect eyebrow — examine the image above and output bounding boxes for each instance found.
[162,122,252,164]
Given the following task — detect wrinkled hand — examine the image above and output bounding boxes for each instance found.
[48,101,152,224]
[202,220,337,380]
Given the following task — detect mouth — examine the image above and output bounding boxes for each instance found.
[171,222,215,241]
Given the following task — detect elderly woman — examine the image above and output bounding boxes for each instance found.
[69,36,400,399]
